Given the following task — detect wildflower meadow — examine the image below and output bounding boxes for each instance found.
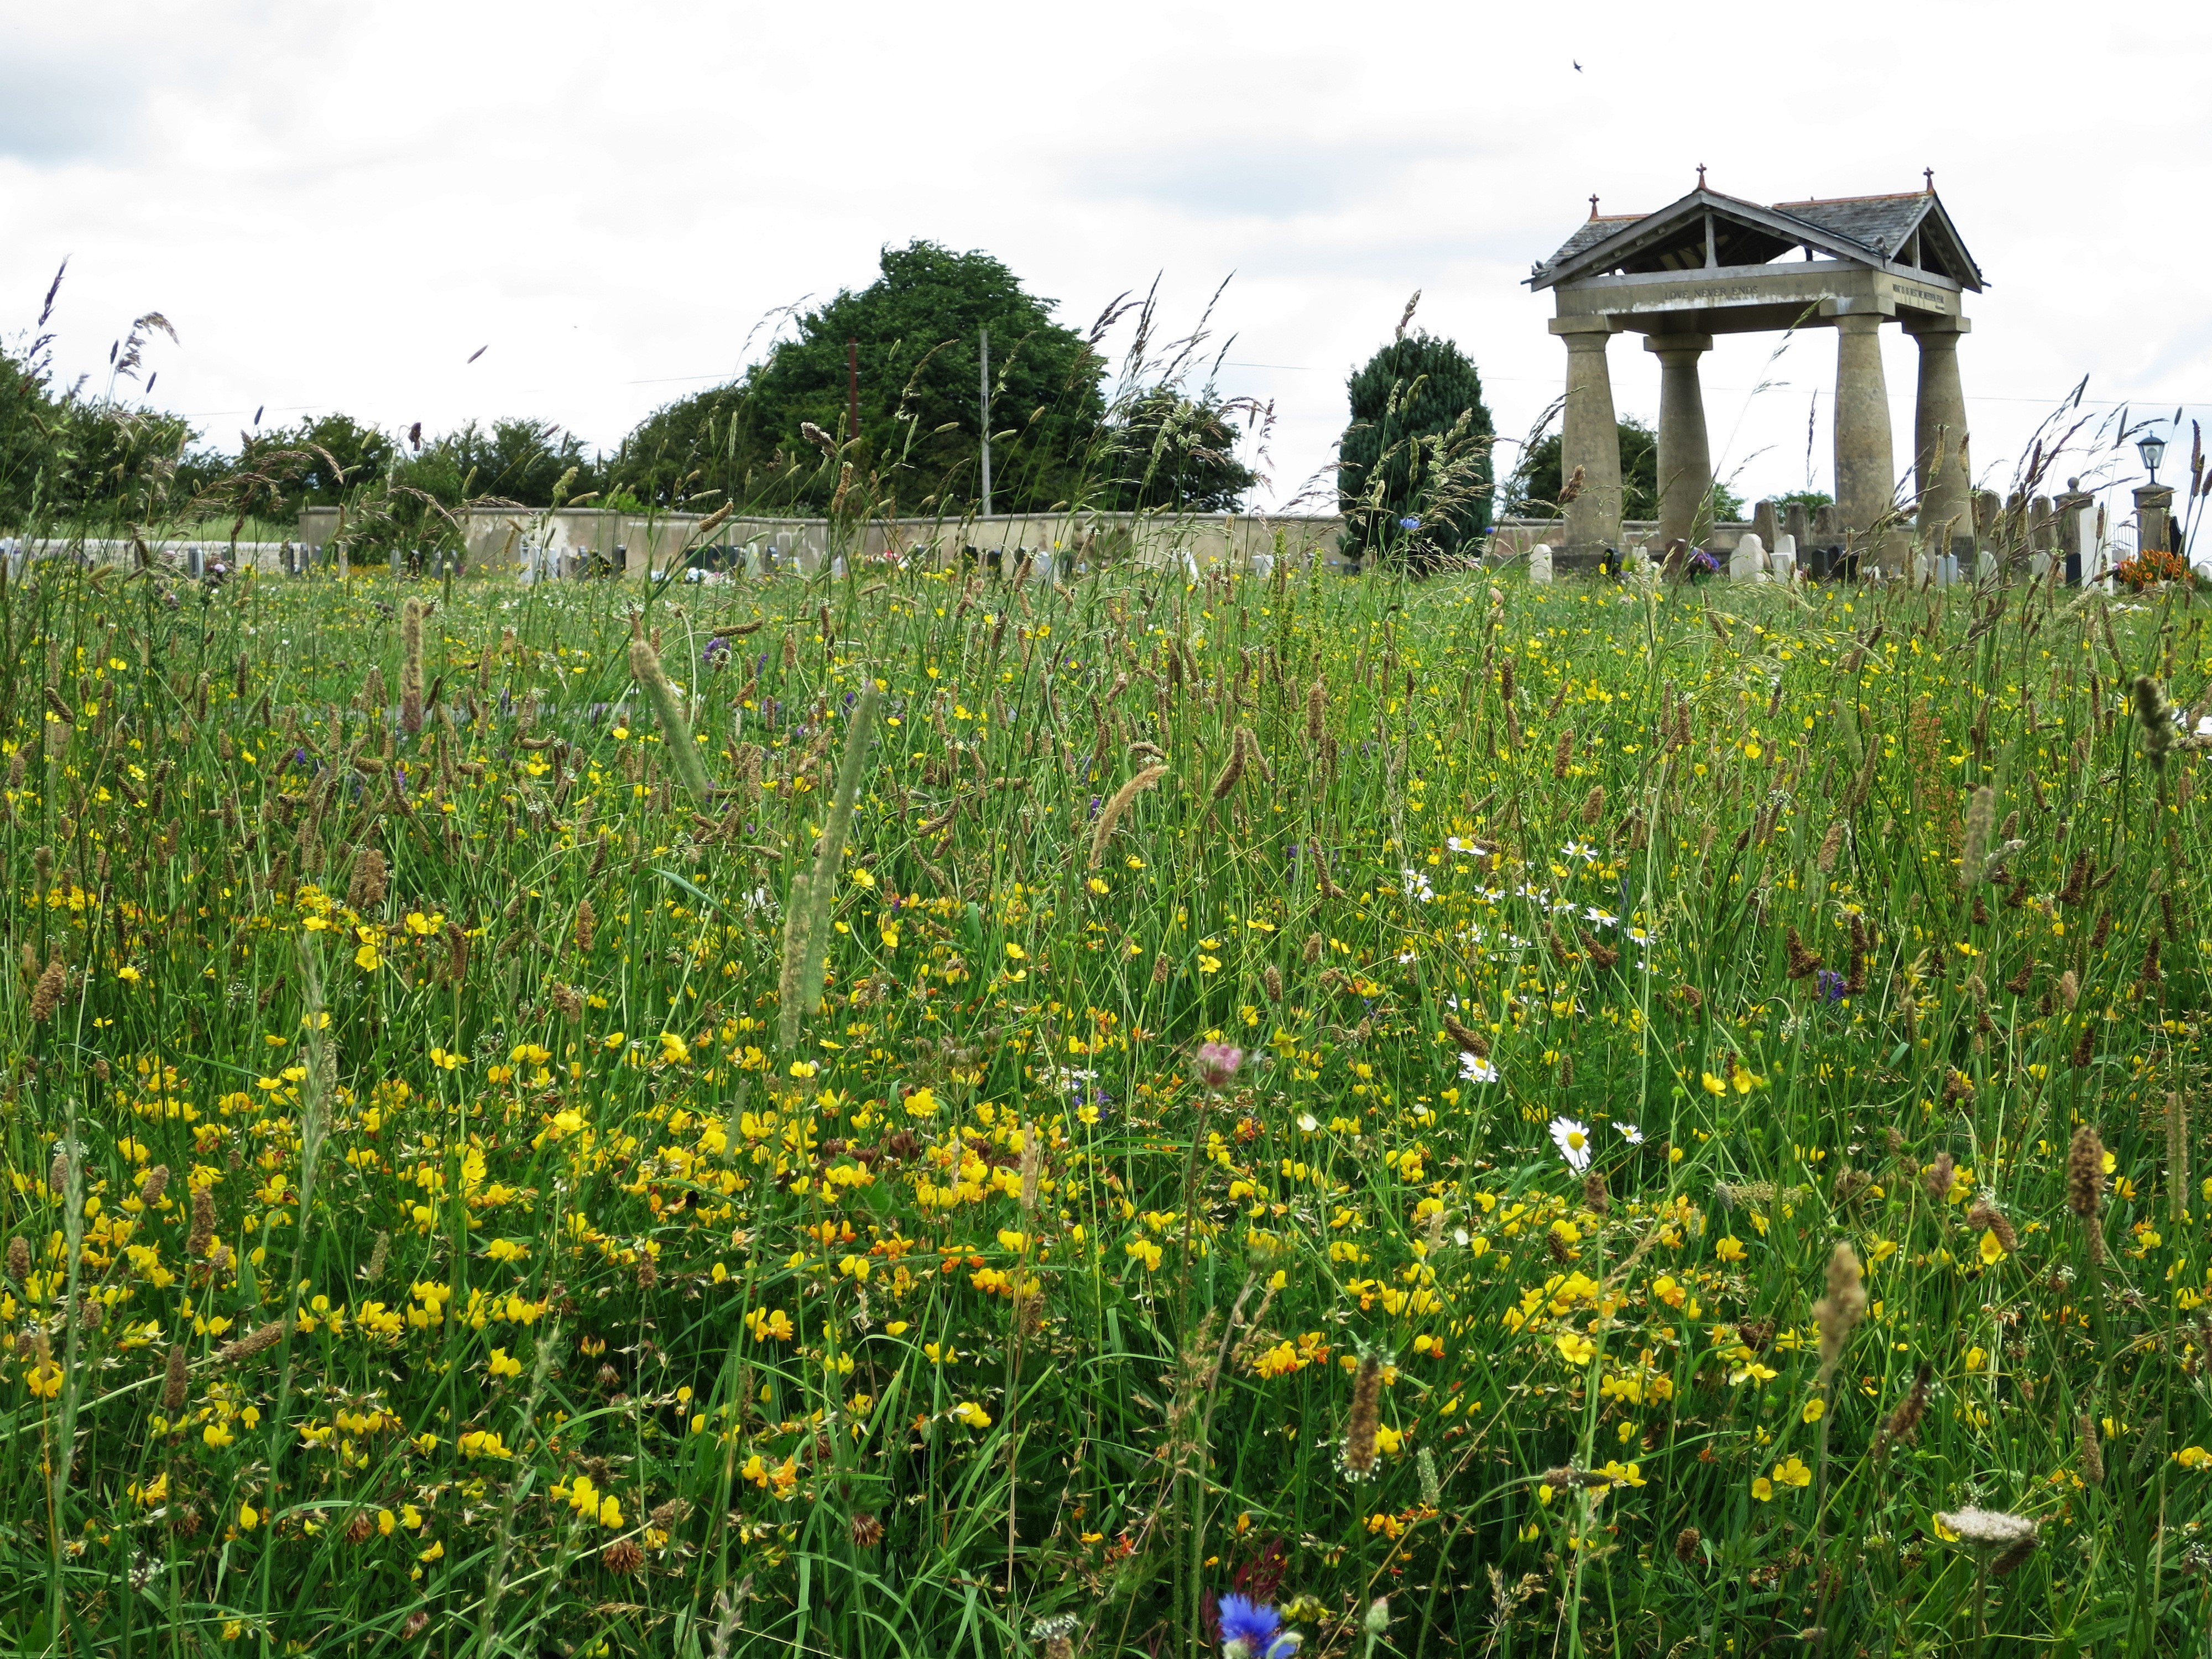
[4,552,2210,1656]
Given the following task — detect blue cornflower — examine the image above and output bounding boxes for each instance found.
[1816,968,1846,1003]
[1218,1596,1301,1659]
[1398,516,1421,531]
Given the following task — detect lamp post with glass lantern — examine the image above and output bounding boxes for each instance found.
[2134,430,2176,562]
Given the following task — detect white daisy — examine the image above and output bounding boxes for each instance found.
[1458,1052,1499,1084]
[1618,1123,1645,1144]
[1550,1116,1593,1171]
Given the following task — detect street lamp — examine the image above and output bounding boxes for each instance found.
[2137,430,2168,486]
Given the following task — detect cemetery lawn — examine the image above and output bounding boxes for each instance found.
[3,557,2209,1657]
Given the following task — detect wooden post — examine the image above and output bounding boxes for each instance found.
[847,339,860,449]
[979,328,993,518]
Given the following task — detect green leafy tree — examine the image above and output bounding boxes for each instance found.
[1337,331,1494,570]
[0,341,61,528]
[1098,387,1258,513]
[1506,416,1746,526]
[612,241,1106,517]
[1770,489,1833,517]
[235,414,398,509]
[410,418,599,509]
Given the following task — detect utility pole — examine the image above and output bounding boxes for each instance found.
[846,339,860,450]
[978,327,992,518]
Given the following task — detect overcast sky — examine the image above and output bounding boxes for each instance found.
[7,0,2211,520]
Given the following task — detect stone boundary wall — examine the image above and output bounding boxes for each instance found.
[294,506,1353,576]
[0,538,300,574]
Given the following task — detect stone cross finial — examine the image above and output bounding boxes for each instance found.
[1589,194,1599,220]
[1695,164,1707,189]
[1924,167,1934,193]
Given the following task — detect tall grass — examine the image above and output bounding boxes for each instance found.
[0,546,2205,1659]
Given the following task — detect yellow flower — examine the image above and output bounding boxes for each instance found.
[1715,1236,1747,1263]
[354,941,382,972]
[1004,942,1026,960]
[1978,1229,2007,1267]
[744,1307,795,1343]
[1555,1332,1595,1367]
[598,1495,623,1528]
[788,1060,818,1079]
[2176,1446,2211,1469]
[488,1347,523,1379]
[429,1047,462,1071]
[1802,1397,1826,1424]
[1751,1477,1774,1503]
[1772,1455,1812,1488]
[952,1401,993,1429]
[239,1503,260,1531]
[659,1032,692,1065]
[1701,1073,1727,1097]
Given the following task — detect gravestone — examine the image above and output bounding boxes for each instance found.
[1785,503,1811,549]
[1751,500,1780,550]
[1729,532,1767,582]
[1528,543,1553,585]
[1771,533,1797,583]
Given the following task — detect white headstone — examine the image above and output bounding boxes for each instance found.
[1250,551,1275,580]
[1975,550,1997,583]
[1771,533,1797,584]
[1729,533,1766,582]
[2029,550,2052,580]
[1527,542,1553,585]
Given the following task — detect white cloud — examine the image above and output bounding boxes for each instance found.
[3,0,2210,518]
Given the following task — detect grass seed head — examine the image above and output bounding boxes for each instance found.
[2067,1125,2105,1219]
[188,1185,215,1258]
[2079,1413,2105,1486]
[1340,1354,1384,1481]
[1966,1200,2018,1255]
[1924,1152,1955,1202]
[1959,785,1995,886]
[28,957,65,1022]
[162,1343,189,1411]
[347,847,387,911]
[1812,1242,1866,1383]
[4,1236,26,1284]
[1875,1363,1931,1458]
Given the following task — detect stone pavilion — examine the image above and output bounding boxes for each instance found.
[1528,174,1983,567]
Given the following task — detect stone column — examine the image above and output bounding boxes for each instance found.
[1904,315,1972,555]
[1550,316,1623,562]
[1644,331,1713,548]
[2135,483,2177,559]
[1830,312,1896,541]
[2054,482,2094,584]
